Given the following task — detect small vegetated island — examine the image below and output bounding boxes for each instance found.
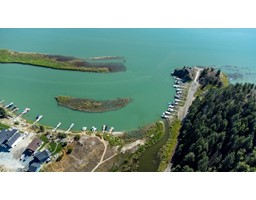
[0,49,126,73]
[55,96,132,112]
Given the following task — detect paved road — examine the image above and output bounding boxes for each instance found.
[177,67,202,121]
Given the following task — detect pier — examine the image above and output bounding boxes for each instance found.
[52,122,62,132]
[65,123,74,133]
[32,115,43,126]
[16,108,30,119]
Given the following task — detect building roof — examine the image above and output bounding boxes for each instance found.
[26,138,43,152]
[6,132,21,147]
[0,129,18,145]
[34,149,51,163]
[0,130,8,142]
[28,162,41,172]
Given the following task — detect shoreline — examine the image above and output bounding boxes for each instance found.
[0,102,124,172]
[0,101,123,136]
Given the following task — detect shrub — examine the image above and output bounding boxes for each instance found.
[66,146,73,154]
[74,134,80,141]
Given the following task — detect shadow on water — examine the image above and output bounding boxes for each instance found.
[137,119,170,172]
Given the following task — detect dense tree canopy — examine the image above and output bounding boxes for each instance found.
[172,83,256,172]
[199,67,223,88]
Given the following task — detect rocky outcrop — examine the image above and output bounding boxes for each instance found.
[171,66,195,81]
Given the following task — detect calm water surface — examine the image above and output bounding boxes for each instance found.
[0,29,256,131]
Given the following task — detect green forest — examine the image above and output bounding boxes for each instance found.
[172,83,256,172]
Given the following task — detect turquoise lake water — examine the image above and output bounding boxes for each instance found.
[0,29,256,131]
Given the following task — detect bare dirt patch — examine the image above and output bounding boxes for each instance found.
[43,136,117,172]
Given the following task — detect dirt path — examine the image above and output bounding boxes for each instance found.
[91,137,108,172]
[91,134,121,172]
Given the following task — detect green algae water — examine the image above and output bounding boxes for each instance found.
[1,29,256,131]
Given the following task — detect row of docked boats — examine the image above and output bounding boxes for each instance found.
[161,76,184,119]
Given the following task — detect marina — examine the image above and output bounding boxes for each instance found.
[1,29,256,132]
[160,75,185,119]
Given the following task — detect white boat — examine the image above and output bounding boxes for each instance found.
[91,126,97,132]
[82,127,87,131]
[5,102,14,108]
[21,107,30,114]
[169,105,175,108]
[161,114,167,119]
[36,115,43,120]
[175,99,181,102]
[165,111,171,115]
[167,108,174,112]
[110,127,114,132]
[24,107,30,112]
[174,77,182,81]
[32,115,43,125]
